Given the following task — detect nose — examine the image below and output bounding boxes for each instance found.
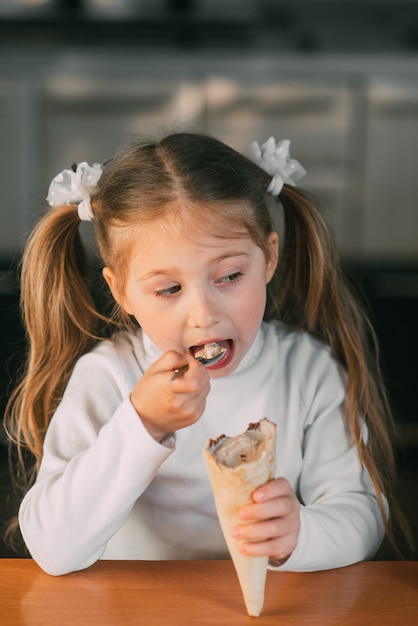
[186,288,220,329]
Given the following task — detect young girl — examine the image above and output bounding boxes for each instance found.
[5,132,405,575]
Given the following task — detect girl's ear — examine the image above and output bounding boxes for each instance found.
[266,231,279,283]
[102,267,133,315]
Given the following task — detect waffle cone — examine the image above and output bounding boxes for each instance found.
[203,418,276,617]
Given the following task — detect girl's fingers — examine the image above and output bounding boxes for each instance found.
[130,350,210,440]
[231,478,301,559]
[238,536,295,560]
[233,517,293,543]
[170,363,190,381]
[239,485,300,523]
[144,351,209,399]
[239,498,293,522]
[232,517,299,559]
[252,477,292,503]
[146,350,190,378]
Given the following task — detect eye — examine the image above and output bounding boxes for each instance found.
[217,271,243,284]
[154,284,181,298]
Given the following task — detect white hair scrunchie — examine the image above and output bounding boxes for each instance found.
[249,137,306,197]
[46,161,103,222]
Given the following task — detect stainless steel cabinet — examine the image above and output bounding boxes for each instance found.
[364,80,418,260]
[1,52,417,262]
[44,73,207,181]
[206,76,362,255]
[0,83,21,258]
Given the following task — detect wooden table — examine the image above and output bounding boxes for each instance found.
[0,559,417,625]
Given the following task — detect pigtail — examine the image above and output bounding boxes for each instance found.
[5,205,103,490]
[274,185,411,556]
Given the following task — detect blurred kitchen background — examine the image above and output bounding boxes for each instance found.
[0,0,417,558]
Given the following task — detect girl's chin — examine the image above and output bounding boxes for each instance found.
[207,352,239,379]
[208,366,236,378]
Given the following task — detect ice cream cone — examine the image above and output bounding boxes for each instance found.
[203,418,276,617]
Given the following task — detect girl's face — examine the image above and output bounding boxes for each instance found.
[104,211,278,378]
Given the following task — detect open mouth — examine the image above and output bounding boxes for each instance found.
[190,340,231,368]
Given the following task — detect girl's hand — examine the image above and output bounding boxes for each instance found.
[130,351,210,442]
[232,478,300,563]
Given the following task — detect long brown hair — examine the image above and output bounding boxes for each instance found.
[269,185,411,556]
[4,131,411,554]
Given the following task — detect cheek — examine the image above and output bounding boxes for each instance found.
[237,283,267,326]
[130,299,180,341]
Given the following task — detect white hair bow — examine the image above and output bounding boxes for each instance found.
[46,161,103,221]
[249,137,306,197]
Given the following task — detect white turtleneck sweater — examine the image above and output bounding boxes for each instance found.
[19,321,385,576]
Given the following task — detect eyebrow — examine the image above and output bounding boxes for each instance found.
[137,251,251,282]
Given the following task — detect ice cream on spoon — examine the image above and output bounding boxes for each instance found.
[194,342,227,367]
